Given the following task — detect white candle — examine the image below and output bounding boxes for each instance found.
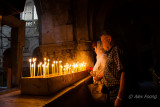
[69,64,71,73]
[33,58,36,77]
[59,61,62,74]
[75,63,78,72]
[40,62,42,76]
[35,58,37,76]
[46,66,48,76]
[44,58,46,62]
[60,65,63,75]
[48,59,50,75]
[31,64,34,77]
[64,65,66,74]
[53,61,56,75]
[73,63,75,73]
[37,64,40,76]
[43,64,46,78]
[29,59,32,77]
[56,61,58,74]
[52,64,54,74]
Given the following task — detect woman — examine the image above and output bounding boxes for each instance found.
[90,41,107,84]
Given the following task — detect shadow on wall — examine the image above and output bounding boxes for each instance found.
[104,3,159,83]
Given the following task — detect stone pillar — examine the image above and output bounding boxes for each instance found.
[3,15,25,87]
[11,24,25,87]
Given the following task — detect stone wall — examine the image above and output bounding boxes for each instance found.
[40,41,94,67]
[36,0,95,67]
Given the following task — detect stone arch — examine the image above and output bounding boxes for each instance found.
[29,40,39,55]
[32,47,42,61]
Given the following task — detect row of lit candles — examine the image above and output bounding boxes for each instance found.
[29,58,87,78]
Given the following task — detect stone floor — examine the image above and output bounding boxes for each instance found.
[0,76,92,107]
[0,78,160,107]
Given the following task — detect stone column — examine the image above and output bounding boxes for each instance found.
[11,23,25,87]
[3,15,25,87]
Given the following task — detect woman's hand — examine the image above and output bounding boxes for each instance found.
[94,75,101,81]
[90,71,93,75]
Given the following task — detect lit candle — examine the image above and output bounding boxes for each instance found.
[84,62,87,71]
[48,59,50,75]
[37,64,40,76]
[56,61,58,74]
[53,61,56,75]
[44,58,46,62]
[43,64,46,78]
[31,64,34,77]
[35,58,37,76]
[73,63,75,73]
[63,68,66,75]
[46,63,49,75]
[64,65,66,74]
[46,66,48,76]
[75,63,78,72]
[59,61,62,74]
[29,59,32,77]
[40,62,42,76]
[33,58,36,77]
[52,64,54,74]
[66,63,69,74]
[60,65,63,75]
[69,64,71,73]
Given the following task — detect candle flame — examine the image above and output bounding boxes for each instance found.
[29,59,32,62]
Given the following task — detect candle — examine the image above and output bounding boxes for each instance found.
[53,61,56,75]
[63,68,66,75]
[66,63,69,74]
[31,64,34,77]
[56,61,58,74]
[33,58,36,77]
[75,63,78,72]
[59,61,62,75]
[60,65,63,75]
[69,64,71,73]
[37,64,40,76]
[47,63,49,75]
[40,62,42,76]
[84,62,87,71]
[29,59,32,77]
[52,64,54,74]
[64,65,66,74]
[48,59,50,75]
[46,66,48,76]
[44,58,46,62]
[73,63,75,73]
[43,64,46,78]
